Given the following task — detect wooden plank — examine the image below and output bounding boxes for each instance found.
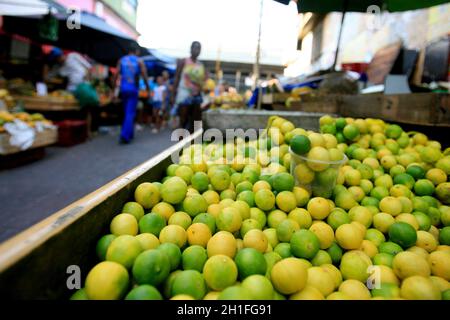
[13,95,80,112]
[339,93,450,127]
[0,130,202,299]
[0,128,58,155]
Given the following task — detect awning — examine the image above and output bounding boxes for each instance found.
[141,49,177,76]
[1,10,145,66]
[0,0,65,16]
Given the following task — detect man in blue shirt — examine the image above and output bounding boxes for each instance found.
[114,43,150,144]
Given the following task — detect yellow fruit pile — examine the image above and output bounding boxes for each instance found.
[74,115,450,300]
[0,111,52,133]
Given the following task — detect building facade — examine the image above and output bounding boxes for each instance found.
[56,0,139,39]
[286,3,450,76]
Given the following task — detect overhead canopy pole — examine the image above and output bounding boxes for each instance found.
[254,0,264,109]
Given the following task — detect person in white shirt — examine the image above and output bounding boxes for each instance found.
[55,51,92,92]
[152,76,167,133]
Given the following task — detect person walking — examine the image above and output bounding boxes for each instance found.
[151,76,167,134]
[172,41,207,133]
[114,44,150,144]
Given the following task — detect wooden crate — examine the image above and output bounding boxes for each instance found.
[339,93,450,127]
[0,130,202,299]
[13,95,80,112]
[272,94,340,114]
[0,128,58,156]
[262,92,290,104]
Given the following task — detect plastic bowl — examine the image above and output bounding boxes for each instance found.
[289,147,348,198]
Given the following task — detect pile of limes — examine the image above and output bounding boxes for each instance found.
[73,115,450,300]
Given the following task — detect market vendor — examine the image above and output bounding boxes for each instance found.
[46,48,92,93]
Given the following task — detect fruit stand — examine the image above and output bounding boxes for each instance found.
[0,111,58,167]
[1,112,450,300]
[203,109,332,132]
[0,130,202,299]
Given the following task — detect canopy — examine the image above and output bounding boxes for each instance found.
[0,0,65,16]
[273,0,450,13]
[141,49,176,77]
[1,11,144,66]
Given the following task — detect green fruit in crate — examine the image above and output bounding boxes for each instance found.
[82,114,450,300]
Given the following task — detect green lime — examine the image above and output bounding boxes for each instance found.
[132,249,170,286]
[235,248,267,280]
[70,288,88,300]
[237,190,255,207]
[203,255,238,291]
[406,165,425,180]
[335,118,347,131]
[274,243,293,259]
[343,124,360,141]
[388,222,417,249]
[236,181,253,194]
[290,135,311,155]
[106,235,142,269]
[414,179,435,196]
[442,289,450,300]
[394,173,416,190]
[413,197,430,213]
[311,250,332,266]
[361,196,380,208]
[370,186,389,201]
[326,241,343,265]
[240,219,262,238]
[264,252,283,278]
[192,213,216,234]
[231,172,242,186]
[378,241,403,256]
[439,226,450,245]
[157,243,181,271]
[220,189,236,200]
[290,229,320,260]
[427,207,441,226]
[241,170,259,184]
[372,253,394,267]
[276,219,300,242]
[96,234,116,261]
[413,212,432,231]
[139,213,166,237]
[122,202,145,221]
[250,207,267,229]
[191,172,210,192]
[271,172,295,192]
[371,283,400,299]
[385,124,403,139]
[171,270,206,300]
[166,164,179,176]
[327,209,351,231]
[241,274,274,300]
[182,245,208,272]
[183,194,208,217]
[364,228,385,247]
[218,286,252,300]
[125,285,163,300]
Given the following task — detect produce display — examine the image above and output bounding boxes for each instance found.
[0,89,15,109]
[211,92,246,110]
[0,111,53,133]
[72,115,450,300]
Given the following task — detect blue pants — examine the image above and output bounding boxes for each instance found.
[120,90,138,142]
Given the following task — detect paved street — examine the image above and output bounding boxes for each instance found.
[0,126,176,243]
